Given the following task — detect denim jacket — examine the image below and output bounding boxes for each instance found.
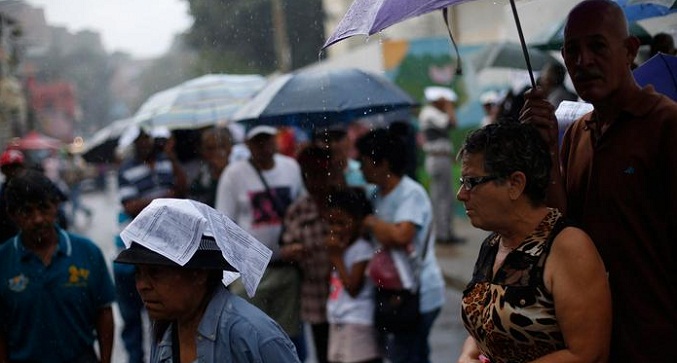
[151,285,299,363]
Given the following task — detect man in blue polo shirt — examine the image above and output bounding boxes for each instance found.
[0,170,115,363]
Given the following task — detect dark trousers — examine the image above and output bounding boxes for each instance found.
[384,307,441,363]
[114,262,145,363]
[311,322,330,363]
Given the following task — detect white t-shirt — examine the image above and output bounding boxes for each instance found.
[418,104,450,130]
[215,154,304,259]
[326,238,376,325]
[418,104,453,153]
[372,176,446,313]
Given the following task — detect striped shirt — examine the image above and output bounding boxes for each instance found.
[118,153,175,204]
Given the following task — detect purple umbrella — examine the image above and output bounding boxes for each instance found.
[633,53,677,101]
[323,0,540,87]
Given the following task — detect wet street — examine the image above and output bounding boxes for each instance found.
[77,177,467,363]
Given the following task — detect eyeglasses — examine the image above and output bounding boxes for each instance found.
[459,175,500,191]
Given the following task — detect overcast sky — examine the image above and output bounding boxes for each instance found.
[27,0,193,59]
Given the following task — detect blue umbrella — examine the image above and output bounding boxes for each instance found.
[231,68,417,130]
[633,53,677,101]
[615,0,677,21]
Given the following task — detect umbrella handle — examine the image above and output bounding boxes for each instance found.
[509,0,537,88]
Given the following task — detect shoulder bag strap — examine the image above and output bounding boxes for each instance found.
[420,220,433,261]
[407,219,433,292]
[249,159,286,219]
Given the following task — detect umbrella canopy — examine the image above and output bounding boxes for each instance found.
[532,19,653,51]
[134,74,267,130]
[323,0,479,49]
[8,131,62,150]
[323,0,542,87]
[633,52,677,100]
[473,42,560,73]
[615,0,677,21]
[80,117,136,163]
[232,68,417,130]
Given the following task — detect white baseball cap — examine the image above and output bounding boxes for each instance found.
[150,126,171,139]
[424,86,457,102]
[479,90,500,105]
[246,125,277,140]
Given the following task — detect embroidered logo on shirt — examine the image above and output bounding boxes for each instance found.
[623,166,636,175]
[67,265,90,286]
[8,274,29,292]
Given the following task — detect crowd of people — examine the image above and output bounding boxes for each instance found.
[1,0,676,362]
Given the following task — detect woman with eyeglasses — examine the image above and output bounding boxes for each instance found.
[455,122,611,363]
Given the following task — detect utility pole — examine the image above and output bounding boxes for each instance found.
[270,0,292,72]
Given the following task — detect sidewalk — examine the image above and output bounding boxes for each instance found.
[434,215,490,291]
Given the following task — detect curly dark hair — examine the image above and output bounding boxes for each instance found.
[458,122,552,205]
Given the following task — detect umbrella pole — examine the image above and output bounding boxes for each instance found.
[442,8,463,76]
[509,0,537,88]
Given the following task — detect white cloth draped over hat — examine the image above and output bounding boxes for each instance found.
[119,198,273,297]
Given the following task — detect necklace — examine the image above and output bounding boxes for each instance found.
[497,236,518,253]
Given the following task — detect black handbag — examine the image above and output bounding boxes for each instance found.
[373,224,432,333]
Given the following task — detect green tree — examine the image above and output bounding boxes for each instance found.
[184,0,325,74]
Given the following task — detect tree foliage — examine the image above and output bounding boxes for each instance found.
[184,0,325,74]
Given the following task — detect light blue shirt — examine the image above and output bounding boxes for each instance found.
[151,285,300,363]
[345,158,367,187]
[371,176,446,313]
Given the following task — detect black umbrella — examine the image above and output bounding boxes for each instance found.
[81,118,135,163]
[474,42,560,73]
[231,68,417,130]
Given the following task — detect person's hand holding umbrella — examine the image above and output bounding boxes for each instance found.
[521,88,558,146]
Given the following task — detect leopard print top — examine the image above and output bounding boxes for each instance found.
[461,209,567,363]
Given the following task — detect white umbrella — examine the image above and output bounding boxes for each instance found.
[134,74,267,130]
